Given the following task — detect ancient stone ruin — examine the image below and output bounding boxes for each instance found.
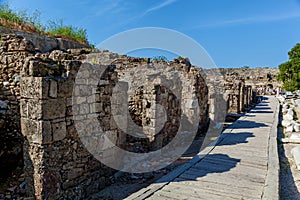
[0,31,281,199]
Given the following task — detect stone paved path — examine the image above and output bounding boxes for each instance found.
[126,96,279,200]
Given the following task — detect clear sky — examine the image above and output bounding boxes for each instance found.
[4,0,300,68]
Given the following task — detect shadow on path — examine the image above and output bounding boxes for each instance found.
[230,120,268,129]
[250,110,274,114]
[172,154,241,182]
[218,132,254,146]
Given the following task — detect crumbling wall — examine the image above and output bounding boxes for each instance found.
[0,26,89,52]
[1,31,280,199]
[224,74,246,114]
[0,30,91,181]
[72,52,209,173]
[0,34,36,178]
[220,68,281,95]
[7,35,209,199]
[219,67,281,113]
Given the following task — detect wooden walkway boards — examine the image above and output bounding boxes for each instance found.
[126,96,280,200]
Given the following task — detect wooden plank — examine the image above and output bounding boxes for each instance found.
[202,154,267,169]
[149,190,201,200]
[185,167,265,182]
[188,167,266,183]
[165,181,260,199]
[191,160,266,179]
[157,185,237,200]
[179,169,265,190]
[200,157,267,170]
[146,193,175,200]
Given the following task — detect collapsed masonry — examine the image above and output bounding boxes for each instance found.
[0,32,280,199]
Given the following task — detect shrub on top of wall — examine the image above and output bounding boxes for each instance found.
[0,4,89,45]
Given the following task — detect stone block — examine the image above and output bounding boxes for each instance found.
[49,80,57,98]
[43,98,66,120]
[29,60,59,77]
[20,77,49,99]
[89,103,102,113]
[79,103,90,115]
[75,96,86,104]
[63,60,82,72]
[20,98,66,120]
[20,99,42,119]
[67,168,83,180]
[52,120,67,141]
[57,78,74,98]
[74,85,93,97]
[291,147,300,170]
[286,124,294,132]
[21,118,52,144]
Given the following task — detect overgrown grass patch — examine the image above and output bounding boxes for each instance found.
[0,4,89,45]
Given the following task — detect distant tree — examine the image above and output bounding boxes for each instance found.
[277,43,300,91]
[242,66,250,69]
[151,56,169,62]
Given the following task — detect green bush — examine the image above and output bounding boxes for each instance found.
[0,4,89,45]
[0,4,24,25]
[47,20,88,44]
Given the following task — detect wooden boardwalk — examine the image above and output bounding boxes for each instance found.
[126,96,279,200]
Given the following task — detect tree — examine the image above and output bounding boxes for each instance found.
[277,43,300,91]
[151,56,169,62]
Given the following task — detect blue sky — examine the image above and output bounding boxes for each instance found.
[4,0,300,68]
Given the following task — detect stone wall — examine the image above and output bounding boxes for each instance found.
[220,68,281,95]
[0,33,208,199]
[0,26,89,53]
[205,68,254,116]
[212,67,281,114]
[0,34,35,178]
[71,52,209,173]
[0,31,282,199]
[224,77,246,114]
[19,49,114,199]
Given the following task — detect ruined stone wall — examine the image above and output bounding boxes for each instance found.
[225,80,244,114]
[0,34,36,177]
[19,52,115,199]
[0,34,107,199]
[220,68,281,95]
[0,29,91,164]
[209,67,280,114]
[1,31,280,199]
[72,52,209,173]
[0,26,89,52]
[0,33,209,199]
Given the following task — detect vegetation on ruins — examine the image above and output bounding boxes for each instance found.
[0,4,89,45]
[277,43,300,91]
[46,20,88,44]
[151,55,169,62]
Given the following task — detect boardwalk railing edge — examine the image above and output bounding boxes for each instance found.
[262,98,280,200]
